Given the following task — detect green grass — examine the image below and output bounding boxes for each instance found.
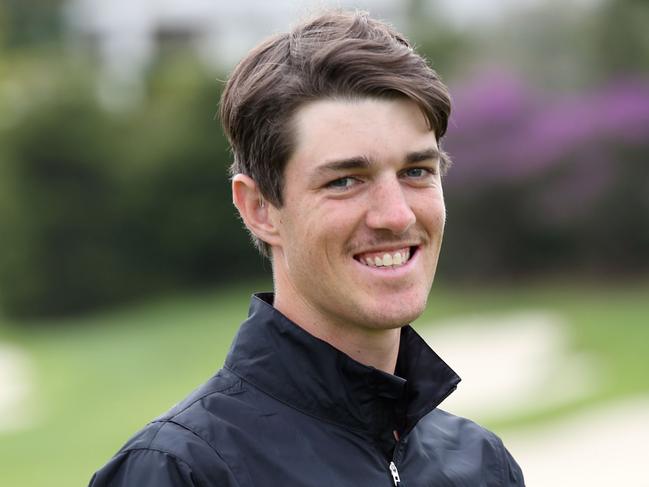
[0,282,266,487]
[0,278,648,487]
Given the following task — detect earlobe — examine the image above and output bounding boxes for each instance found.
[231,174,281,246]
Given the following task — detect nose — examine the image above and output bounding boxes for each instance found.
[365,177,416,234]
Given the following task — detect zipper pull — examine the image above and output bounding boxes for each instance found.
[389,461,401,486]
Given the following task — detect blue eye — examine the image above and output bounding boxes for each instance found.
[327,177,357,189]
[405,168,426,177]
[403,167,435,179]
[406,168,424,177]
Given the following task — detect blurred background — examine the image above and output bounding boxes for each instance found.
[0,0,647,485]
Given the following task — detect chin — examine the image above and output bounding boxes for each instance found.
[364,299,428,329]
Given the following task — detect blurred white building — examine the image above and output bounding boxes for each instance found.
[64,0,406,108]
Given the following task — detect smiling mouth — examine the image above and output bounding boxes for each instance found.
[354,246,418,268]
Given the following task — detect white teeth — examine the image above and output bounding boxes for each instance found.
[359,249,411,268]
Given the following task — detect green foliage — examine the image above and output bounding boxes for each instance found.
[1,0,65,47]
[0,52,263,319]
[0,76,122,316]
[591,0,649,77]
[0,284,256,487]
[1,0,648,319]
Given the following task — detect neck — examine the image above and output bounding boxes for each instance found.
[323,326,401,375]
[273,289,401,375]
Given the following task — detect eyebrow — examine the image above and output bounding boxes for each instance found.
[315,156,372,175]
[316,147,440,177]
[405,147,440,164]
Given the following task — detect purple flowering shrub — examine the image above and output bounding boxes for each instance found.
[439,72,649,279]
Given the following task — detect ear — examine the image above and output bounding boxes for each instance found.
[231,174,281,248]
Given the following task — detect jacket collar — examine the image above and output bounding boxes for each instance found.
[225,293,460,441]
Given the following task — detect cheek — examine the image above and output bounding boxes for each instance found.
[432,192,446,223]
[438,206,447,228]
[318,203,363,231]
[415,196,445,228]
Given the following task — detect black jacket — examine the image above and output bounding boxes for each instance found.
[89,293,525,486]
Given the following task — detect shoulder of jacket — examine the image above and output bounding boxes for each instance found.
[105,418,239,486]
[117,370,246,461]
[421,408,494,436]
[419,409,525,486]
[155,368,245,422]
[90,435,242,487]
[91,370,258,487]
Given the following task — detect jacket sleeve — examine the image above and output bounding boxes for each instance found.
[501,444,525,486]
[88,447,237,487]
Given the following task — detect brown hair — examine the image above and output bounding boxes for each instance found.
[220,10,452,257]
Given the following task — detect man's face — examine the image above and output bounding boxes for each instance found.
[270,97,445,333]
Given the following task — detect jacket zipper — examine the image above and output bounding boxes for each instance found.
[388,461,401,486]
[384,429,404,486]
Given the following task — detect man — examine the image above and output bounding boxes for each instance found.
[90,10,524,487]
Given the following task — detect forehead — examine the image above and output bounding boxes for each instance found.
[288,98,436,170]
